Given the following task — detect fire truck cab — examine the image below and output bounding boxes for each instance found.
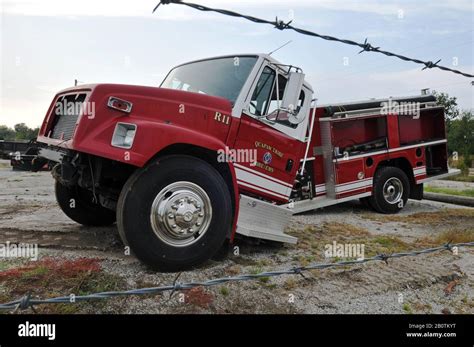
[36,53,459,270]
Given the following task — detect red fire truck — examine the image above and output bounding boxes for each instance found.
[36,54,459,270]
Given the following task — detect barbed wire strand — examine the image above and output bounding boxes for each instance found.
[1,241,473,312]
[152,0,474,79]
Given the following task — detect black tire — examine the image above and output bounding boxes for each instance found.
[117,155,232,272]
[369,166,410,214]
[55,180,116,226]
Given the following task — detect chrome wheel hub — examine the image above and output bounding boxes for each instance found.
[150,181,212,247]
[383,177,403,204]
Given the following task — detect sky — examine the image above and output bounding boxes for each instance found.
[0,0,472,128]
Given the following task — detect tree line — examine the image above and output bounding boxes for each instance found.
[0,123,40,141]
[433,91,474,172]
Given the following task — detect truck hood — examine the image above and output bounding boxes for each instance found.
[38,83,235,167]
[55,83,233,115]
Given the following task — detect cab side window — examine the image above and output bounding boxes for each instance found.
[249,65,305,129]
[248,66,275,117]
[267,73,288,116]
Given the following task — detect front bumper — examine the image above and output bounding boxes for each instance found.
[37,147,69,163]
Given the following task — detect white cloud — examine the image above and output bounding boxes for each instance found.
[205,0,473,15]
[0,0,212,19]
[368,66,473,109]
[1,0,472,17]
[309,61,473,111]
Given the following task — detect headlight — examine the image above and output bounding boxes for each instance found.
[111,123,137,149]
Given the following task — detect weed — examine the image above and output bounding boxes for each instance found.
[403,303,412,314]
[219,286,229,296]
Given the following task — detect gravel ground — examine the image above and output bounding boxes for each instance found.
[0,162,473,314]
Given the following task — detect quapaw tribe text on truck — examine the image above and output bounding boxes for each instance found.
[36,54,459,270]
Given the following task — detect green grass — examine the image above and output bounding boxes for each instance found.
[363,236,411,257]
[219,286,229,296]
[425,186,474,198]
[402,303,413,314]
[20,266,49,279]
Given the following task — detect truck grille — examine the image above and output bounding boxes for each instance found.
[49,93,87,141]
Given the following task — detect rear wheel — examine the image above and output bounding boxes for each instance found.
[117,155,232,271]
[55,180,116,226]
[369,166,410,214]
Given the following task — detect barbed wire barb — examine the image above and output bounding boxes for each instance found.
[376,253,390,265]
[169,272,183,299]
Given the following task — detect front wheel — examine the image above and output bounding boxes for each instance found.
[117,155,232,271]
[55,180,116,226]
[369,166,410,214]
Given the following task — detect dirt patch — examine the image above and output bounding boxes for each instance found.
[419,229,474,246]
[0,203,44,218]
[288,222,369,249]
[287,221,414,260]
[0,227,122,251]
[0,161,11,169]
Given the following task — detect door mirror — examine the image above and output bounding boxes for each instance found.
[280,71,306,124]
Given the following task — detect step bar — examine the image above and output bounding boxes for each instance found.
[236,195,297,244]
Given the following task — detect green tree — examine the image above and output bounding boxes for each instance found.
[13,123,39,140]
[432,91,459,121]
[448,111,474,173]
[0,125,15,140]
[433,91,473,172]
[432,91,459,138]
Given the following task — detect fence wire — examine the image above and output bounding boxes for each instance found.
[153,0,474,79]
[0,241,473,312]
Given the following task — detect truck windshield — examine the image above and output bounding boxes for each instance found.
[161,56,257,105]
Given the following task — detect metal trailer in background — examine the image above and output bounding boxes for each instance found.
[0,140,30,160]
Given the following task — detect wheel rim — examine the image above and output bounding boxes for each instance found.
[150,181,212,247]
[382,177,403,204]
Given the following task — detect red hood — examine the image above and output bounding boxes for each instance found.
[55,83,233,114]
[38,83,235,167]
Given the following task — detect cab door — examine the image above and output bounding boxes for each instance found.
[233,64,310,202]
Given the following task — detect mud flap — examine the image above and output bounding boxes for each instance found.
[410,183,423,200]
